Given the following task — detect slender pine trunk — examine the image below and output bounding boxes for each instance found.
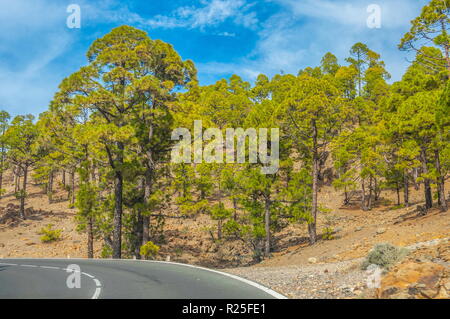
[48,171,53,203]
[87,216,94,259]
[435,149,448,212]
[70,170,75,205]
[309,119,318,244]
[420,148,433,210]
[361,179,368,211]
[19,165,28,219]
[0,146,4,199]
[367,176,373,210]
[404,171,409,207]
[264,196,271,257]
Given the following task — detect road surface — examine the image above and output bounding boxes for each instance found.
[0,259,286,299]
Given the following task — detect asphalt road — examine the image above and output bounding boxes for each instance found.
[0,259,286,299]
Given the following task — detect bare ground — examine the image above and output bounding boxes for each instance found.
[1,171,449,299]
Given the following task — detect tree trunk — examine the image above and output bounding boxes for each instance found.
[0,147,4,199]
[361,179,368,211]
[420,148,433,210]
[135,211,143,259]
[264,197,271,257]
[62,170,66,187]
[14,167,20,193]
[367,176,373,210]
[19,165,28,219]
[309,119,318,244]
[344,186,349,205]
[48,171,53,203]
[112,169,123,259]
[233,197,238,220]
[142,171,152,250]
[87,216,94,259]
[396,182,400,206]
[435,149,448,212]
[403,171,409,208]
[70,170,75,205]
[413,167,420,190]
[217,220,223,240]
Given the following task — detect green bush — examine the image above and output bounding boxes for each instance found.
[321,227,334,240]
[140,241,160,260]
[362,243,409,270]
[38,224,62,243]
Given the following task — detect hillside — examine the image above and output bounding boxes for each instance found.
[1,170,448,299]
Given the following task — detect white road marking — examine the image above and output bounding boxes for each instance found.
[92,287,101,299]
[0,263,17,266]
[93,278,101,287]
[39,266,59,270]
[20,264,38,268]
[82,272,94,278]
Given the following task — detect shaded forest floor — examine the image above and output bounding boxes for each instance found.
[0,171,449,298]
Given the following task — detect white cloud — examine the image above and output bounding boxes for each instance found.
[0,0,74,115]
[198,0,428,83]
[144,0,258,30]
[274,0,423,29]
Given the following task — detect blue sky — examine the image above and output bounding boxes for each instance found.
[0,0,428,117]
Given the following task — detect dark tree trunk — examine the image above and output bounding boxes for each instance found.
[344,187,349,205]
[396,182,400,206]
[87,217,94,259]
[0,146,4,199]
[309,119,318,244]
[435,150,448,212]
[142,170,152,250]
[217,220,223,240]
[264,196,271,257]
[374,178,380,201]
[112,169,123,259]
[233,198,238,220]
[19,165,28,219]
[404,171,409,208]
[420,148,433,210]
[70,170,75,205]
[48,171,53,203]
[135,212,143,259]
[62,170,66,187]
[367,177,373,210]
[112,140,125,259]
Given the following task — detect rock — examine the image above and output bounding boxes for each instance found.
[376,228,386,235]
[308,257,317,264]
[366,264,381,272]
[436,287,449,299]
[420,289,439,299]
[390,292,411,299]
[355,226,363,232]
[443,280,450,291]
[378,261,445,299]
